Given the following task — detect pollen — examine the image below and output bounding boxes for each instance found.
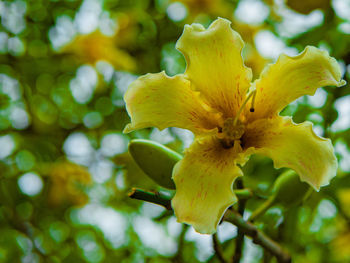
[218,118,245,148]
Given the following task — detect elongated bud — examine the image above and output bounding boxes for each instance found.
[272,170,311,207]
[250,170,311,222]
[128,139,182,189]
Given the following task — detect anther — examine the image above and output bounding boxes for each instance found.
[234,88,256,125]
[250,89,256,112]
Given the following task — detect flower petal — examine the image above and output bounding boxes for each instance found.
[243,116,337,190]
[172,136,248,234]
[124,72,220,134]
[248,46,345,121]
[176,18,252,118]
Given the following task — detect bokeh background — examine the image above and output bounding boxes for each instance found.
[0,0,350,262]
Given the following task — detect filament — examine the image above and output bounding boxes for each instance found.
[233,88,256,125]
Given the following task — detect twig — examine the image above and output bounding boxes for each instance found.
[172,224,188,263]
[128,188,172,210]
[248,197,275,222]
[128,188,252,210]
[234,188,253,200]
[127,188,290,263]
[224,209,291,263]
[212,233,228,263]
[233,178,246,263]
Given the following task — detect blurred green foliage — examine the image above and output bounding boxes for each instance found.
[0,0,349,262]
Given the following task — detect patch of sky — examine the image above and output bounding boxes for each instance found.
[274,0,324,38]
[333,0,350,21]
[150,128,175,145]
[133,215,177,256]
[312,125,325,137]
[0,74,22,100]
[255,30,298,60]
[49,15,76,51]
[171,128,194,150]
[0,134,16,159]
[7,36,25,56]
[74,0,102,34]
[96,61,114,82]
[161,42,186,76]
[18,172,43,196]
[338,22,350,34]
[166,216,183,238]
[71,204,128,249]
[307,88,328,108]
[89,159,114,184]
[76,231,105,263]
[0,32,8,53]
[185,227,214,262]
[167,2,188,22]
[217,222,237,243]
[63,132,95,166]
[310,199,337,233]
[115,170,126,190]
[309,199,338,242]
[334,140,350,172]
[100,133,128,157]
[70,65,97,104]
[10,106,30,129]
[112,71,138,107]
[140,202,166,218]
[49,0,116,50]
[241,237,263,263]
[0,0,27,35]
[331,95,350,132]
[234,0,269,25]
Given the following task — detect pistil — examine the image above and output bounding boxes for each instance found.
[233,88,256,125]
[218,89,256,149]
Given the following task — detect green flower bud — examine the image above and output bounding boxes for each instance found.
[249,170,311,222]
[272,170,311,207]
[128,139,182,189]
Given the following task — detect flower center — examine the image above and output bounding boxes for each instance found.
[218,118,245,149]
[217,88,256,149]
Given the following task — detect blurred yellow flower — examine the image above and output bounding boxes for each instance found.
[124,18,345,234]
[232,20,270,78]
[48,161,91,207]
[286,0,330,14]
[173,0,233,21]
[61,30,136,71]
[337,188,350,217]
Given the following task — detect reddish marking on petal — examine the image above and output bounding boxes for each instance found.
[204,191,208,199]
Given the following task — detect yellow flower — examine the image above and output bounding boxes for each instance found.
[285,0,330,14]
[173,0,233,20]
[61,30,136,71]
[48,161,92,207]
[123,18,345,234]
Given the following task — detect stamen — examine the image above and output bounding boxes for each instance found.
[233,88,256,125]
[250,90,256,112]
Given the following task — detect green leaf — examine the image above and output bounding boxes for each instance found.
[128,139,182,189]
